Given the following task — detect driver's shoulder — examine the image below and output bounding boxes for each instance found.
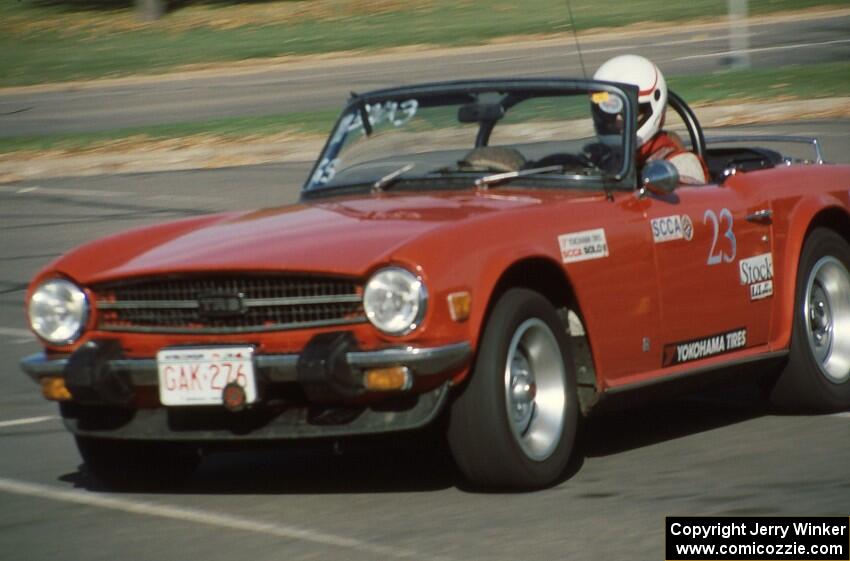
[668,151,708,185]
[663,130,686,150]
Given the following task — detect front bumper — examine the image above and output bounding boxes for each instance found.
[20,337,472,440]
[20,342,472,386]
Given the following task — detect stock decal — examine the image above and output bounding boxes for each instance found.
[739,252,774,300]
[662,328,747,366]
[558,228,608,264]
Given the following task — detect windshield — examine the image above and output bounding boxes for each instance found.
[304,81,632,193]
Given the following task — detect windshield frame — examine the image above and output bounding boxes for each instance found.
[300,78,638,196]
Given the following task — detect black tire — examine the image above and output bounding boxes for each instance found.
[447,288,578,489]
[76,436,200,490]
[769,228,850,412]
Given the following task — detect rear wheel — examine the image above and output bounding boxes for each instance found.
[76,436,200,490]
[769,228,850,411]
[447,288,578,489]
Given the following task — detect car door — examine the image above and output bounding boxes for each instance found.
[643,181,775,368]
[565,192,665,382]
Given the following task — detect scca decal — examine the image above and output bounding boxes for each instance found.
[682,215,694,241]
[662,328,747,366]
[558,228,608,264]
[651,215,693,243]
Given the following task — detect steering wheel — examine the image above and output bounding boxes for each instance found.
[666,90,706,161]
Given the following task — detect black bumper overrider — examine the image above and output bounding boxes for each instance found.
[20,335,471,440]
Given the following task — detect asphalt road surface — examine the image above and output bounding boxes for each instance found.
[1,12,849,137]
[0,120,848,560]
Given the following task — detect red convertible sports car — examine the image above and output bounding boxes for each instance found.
[21,78,850,489]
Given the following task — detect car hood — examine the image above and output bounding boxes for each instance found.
[49,190,585,285]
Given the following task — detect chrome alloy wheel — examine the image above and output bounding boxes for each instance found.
[804,256,850,384]
[503,318,566,461]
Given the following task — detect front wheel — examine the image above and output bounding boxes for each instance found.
[447,288,578,489]
[769,228,850,411]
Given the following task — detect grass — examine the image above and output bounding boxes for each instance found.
[669,62,850,105]
[2,62,847,155]
[1,0,848,86]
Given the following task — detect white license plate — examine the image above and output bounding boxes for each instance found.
[157,347,257,406]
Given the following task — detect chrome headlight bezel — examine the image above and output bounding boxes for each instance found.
[27,278,89,345]
[363,267,427,336]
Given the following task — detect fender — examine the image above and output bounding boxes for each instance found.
[457,249,578,385]
[473,248,572,331]
[770,194,850,350]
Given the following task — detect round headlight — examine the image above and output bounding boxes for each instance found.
[363,267,427,335]
[28,279,88,345]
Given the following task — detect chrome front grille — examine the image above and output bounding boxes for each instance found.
[93,275,365,333]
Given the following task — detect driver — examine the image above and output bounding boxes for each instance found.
[592,55,708,185]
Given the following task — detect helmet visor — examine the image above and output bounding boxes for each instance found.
[637,102,653,130]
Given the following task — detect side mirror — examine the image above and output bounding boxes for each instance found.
[639,160,679,196]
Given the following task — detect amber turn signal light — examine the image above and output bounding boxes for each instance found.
[363,366,412,391]
[41,377,72,401]
[447,291,471,322]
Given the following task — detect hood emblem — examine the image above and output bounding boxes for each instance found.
[197,293,246,319]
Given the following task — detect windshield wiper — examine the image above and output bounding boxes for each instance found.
[372,163,415,193]
[474,165,564,189]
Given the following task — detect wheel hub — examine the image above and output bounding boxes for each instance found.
[503,318,567,462]
[808,284,833,349]
[508,352,537,434]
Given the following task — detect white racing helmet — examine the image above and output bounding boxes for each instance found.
[593,55,667,147]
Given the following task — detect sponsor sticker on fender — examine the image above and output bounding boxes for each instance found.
[739,252,774,300]
[663,328,747,367]
[558,228,608,264]
[651,215,693,243]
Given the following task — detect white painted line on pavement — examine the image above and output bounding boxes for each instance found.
[0,327,35,344]
[6,184,220,204]
[0,327,33,337]
[674,38,850,61]
[830,412,850,419]
[0,477,440,560]
[0,416,58,429]
[0,184,223,205]
[290,34,763,81]
[0,185,123,198]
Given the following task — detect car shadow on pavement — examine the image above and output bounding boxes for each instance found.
[578,380,771,459]
[60,428,462,495]
[58,381,772,495]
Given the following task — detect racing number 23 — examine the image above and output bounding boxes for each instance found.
[704,208,736,265]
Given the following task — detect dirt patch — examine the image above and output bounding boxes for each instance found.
[0,132,325,183]
[699,100,850,127]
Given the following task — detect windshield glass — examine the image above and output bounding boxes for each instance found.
[304,82,630,192]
